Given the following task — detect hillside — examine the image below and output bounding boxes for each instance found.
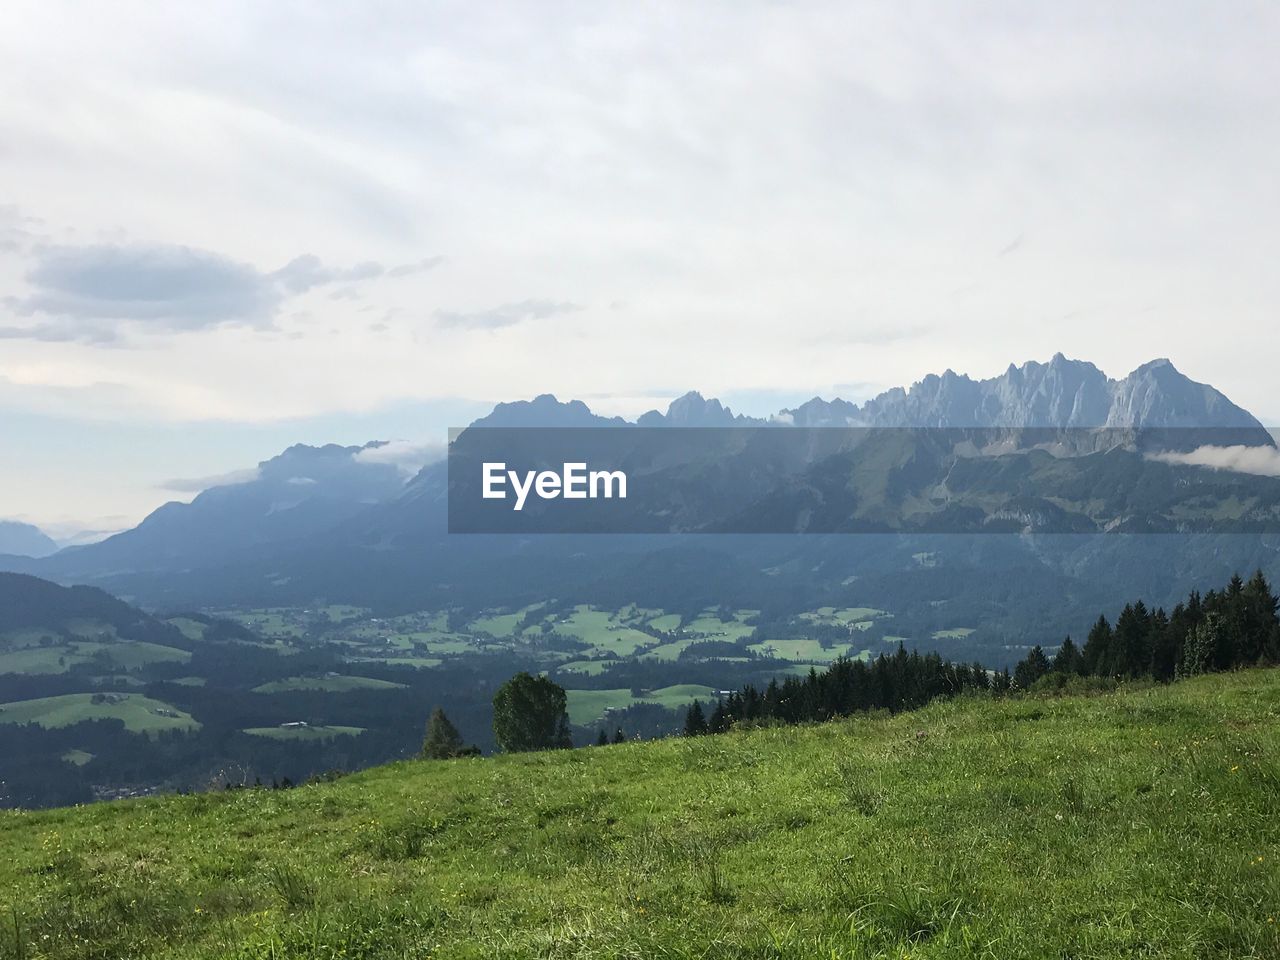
[2,671,1278,958]
[0,573,188,649]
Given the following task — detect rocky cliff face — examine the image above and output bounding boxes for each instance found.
[780,355,1269,436]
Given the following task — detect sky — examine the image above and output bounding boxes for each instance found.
[3,2,1280,534]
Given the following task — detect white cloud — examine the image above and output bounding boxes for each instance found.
[1147,445,1280,479]
[158,467,261,492]
[353,439,445,475]
[1,243,442,344]
[3,2,1280,523]
[434,299,579,331]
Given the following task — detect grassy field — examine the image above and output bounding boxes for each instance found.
[0,693,199,733]
[344,656,443,670]
[747,639,869,663]
[250,676,408,694]
[242,725,365,742]
[931,628,975,640]
[0,639,191,675]
[565,684,718,725]
[469,603,545,638]
[4,672,1278,959]
[557,659,620,676]
[800,607,886,627]
[552,606,656,657]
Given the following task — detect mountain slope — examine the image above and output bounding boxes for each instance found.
[2,670,1277,958]
[0,572,189,649]
[31,442,408,578]
[0,521,58,559]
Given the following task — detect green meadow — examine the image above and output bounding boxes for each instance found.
[0,693,199,734]
[747,639,870,663]
[565,684,718,726]
[250,676,408,694]
[242,725,366,742]
[0,638,190,675]
[1,671,1277,958]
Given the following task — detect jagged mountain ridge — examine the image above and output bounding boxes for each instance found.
[470,355,1269,437]
[783,355,1267,431]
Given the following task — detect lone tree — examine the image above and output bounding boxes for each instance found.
[492,672,572,752]
[421,707,465,759]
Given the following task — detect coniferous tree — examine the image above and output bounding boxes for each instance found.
[1241,570,1279,663]
[1211,582,1244,670]
[1178,611,1220,678]
[993,667,1013,694]
[1110,602,1152,677]
[708,700,727,733]
[1148,608,1179,681]
[596,729,609,746]
[1051,637,1082,675]
[1013,645,1050,689]
[421,707,465,760]
[683,700,708,736]
[1080,615,1113,675]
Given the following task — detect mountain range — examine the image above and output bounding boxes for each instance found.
[5,355,1279,641]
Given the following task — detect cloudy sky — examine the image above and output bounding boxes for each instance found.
[3,2,1279,533]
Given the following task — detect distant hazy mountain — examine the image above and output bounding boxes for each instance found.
[0,521,59,559]
[30,442,408,578]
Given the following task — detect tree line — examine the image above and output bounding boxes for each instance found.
[1011,570,1280,689]
[418,570,1280,758]
[679,570,1280,738]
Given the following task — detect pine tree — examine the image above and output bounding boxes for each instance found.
[683,700,708,736]
[992,667,1012,694]
[1112,602,1152,678]
[708,700,727,733]
[1240,570,1279,663]
[1148,608,1179,681]
[1013,645,1050,689]
[596,729,608,746]
[1178,611,1220,678]
[1080,615,1113,676]
[421,707,464,759]
[1051,637,1082,675]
